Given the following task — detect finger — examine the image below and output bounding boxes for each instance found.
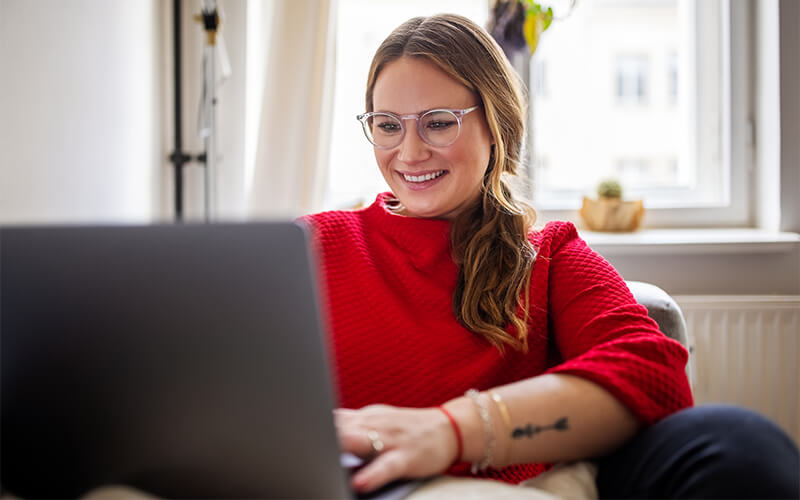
[360,403,393,413]
[333,408,358,427]
[333,409,362,443]
[351,449,408,493]
[337,425,378,458]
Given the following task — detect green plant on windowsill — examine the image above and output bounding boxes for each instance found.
[597,178,623,199]
[580,178,645,232]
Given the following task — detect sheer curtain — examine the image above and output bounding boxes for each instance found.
[244,0,337,219]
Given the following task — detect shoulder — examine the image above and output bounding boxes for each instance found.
[299,209,368,253]
[530,221,624,296]
[529,221,585,258]
[300,208,363,232]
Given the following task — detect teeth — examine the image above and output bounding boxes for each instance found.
[403,170,445,183]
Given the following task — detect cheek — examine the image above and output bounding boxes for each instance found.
[373,150,391,170]
[448,144,490,180]
[453,126,492,176]
[374,150,397,182]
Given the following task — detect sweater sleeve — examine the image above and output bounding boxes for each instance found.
[543,223,693,424]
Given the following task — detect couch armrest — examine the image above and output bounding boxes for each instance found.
[626,280,688,348]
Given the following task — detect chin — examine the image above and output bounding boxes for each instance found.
[407,208,445,219]
[405,201,458,220]
[394,197,443,219]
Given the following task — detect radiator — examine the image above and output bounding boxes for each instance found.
[675,296,800,444]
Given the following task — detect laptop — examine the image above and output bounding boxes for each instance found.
[0,222,421,499]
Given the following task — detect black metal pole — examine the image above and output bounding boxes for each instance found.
[168,0,188,221]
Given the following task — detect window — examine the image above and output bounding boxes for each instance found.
[326,0,752,227]
[615,55,649,105]
[529,0,751,227]
[616,157,650,184]
[667,51,678,103]
[324,0,489,210]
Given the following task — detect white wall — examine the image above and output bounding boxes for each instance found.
[600,246,800,295]
[0,0,164,224]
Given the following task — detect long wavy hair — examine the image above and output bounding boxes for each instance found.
[365,14,538,352]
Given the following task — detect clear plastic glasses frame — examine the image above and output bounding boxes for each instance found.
[356,105,480,149]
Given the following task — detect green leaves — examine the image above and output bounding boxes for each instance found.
[522,1,554,54]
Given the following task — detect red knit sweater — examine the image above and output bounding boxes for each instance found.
[303,193,693,484]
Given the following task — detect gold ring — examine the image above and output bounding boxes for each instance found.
[366,429,384,453]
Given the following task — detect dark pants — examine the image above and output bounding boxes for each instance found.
[595,405,800,499]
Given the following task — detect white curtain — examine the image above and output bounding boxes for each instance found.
[245,0,337,219]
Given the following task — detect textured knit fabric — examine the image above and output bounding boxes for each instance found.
[302,193,693,484]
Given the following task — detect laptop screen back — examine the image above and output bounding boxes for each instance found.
[0,222,350,498]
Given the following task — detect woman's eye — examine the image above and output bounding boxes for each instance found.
[376,122,401,134]
[426,120,456,130]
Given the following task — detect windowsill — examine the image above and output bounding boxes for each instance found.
[578,228,800,255]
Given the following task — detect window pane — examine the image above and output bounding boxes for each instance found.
[324,0,489,210]
[615,54,649,104]
[530,0,726,209]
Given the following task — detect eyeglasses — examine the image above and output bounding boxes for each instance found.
[356,105,480,149]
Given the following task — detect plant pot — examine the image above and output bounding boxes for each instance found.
[580,196,644,232]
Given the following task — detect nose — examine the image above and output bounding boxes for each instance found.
[396,122,431,164]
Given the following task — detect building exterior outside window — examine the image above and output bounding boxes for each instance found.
[615,54,649,105]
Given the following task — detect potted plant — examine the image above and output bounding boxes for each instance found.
[579,179,644,232]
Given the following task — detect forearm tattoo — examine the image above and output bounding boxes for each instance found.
[511,417,569,439]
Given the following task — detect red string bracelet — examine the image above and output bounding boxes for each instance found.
[437,405,463,465]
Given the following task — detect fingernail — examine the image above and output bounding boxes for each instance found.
[352,476,368,490]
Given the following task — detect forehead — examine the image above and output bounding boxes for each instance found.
[372,57,475,113]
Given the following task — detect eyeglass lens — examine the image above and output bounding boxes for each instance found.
[364,110,461,148]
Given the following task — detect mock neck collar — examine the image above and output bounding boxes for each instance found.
[362,192,454,270]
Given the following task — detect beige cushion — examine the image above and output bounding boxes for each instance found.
[402,461,597,500]
[4,461,598,500]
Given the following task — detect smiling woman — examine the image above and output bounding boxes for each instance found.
[302,12,798,500]
[360,15,538,352]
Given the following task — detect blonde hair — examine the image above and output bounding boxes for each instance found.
[366,14,537,352]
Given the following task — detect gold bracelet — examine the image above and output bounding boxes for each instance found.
[488,390,512,430]
[488,390,512,466]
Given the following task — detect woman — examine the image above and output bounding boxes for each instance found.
[304,14,799,499]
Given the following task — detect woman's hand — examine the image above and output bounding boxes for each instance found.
[334,404,458,493]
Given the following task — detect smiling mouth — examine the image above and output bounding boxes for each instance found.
[402,170,446,183]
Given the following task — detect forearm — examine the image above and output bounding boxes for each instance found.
[442,373,641,468]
